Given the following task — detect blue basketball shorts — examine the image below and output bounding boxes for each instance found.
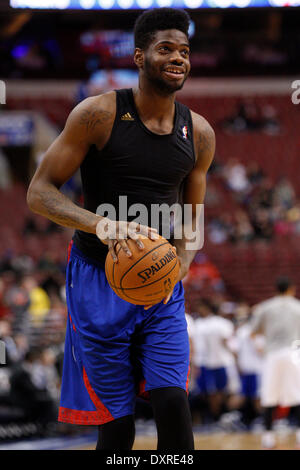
[200,367,228,394]
[196,366,208,394]
[240,373,259,399]
[58,242,190,425]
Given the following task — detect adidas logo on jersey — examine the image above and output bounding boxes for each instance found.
[121,112,134,121]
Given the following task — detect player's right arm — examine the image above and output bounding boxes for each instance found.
[27,92,158,260]
[27,93,115,234]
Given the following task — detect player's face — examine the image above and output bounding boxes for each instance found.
[143,29,191,94]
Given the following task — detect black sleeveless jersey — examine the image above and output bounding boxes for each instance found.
[73,88,196,265]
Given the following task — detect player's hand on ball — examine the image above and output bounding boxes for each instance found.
[105,234,178,306]
[96,218,159,263]
[144,248,187,310]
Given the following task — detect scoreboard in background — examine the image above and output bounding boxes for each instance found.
[9,0,300,9]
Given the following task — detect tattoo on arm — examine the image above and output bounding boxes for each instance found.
[196,131,211,156]
[79,108,112,133]
[36,184,98,233]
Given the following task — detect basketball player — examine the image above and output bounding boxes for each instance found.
[27,8,215,450]
[233,313,264,427]
[195,306,234,422]
[250,277,300,449]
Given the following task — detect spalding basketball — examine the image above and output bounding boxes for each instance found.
[105,235,179,305]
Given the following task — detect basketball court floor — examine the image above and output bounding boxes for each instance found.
[82,432,299,451]
[0,422,299,450]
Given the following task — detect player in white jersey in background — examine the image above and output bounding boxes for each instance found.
[250,277,300,449]
[192,301,209,387]
[187,301,210,424]
[185,311,196,392]
[232,312,265,428]
[193,302,235,422]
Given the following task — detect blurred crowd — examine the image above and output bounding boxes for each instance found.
[0,253,67,438]
[221,100,281,135]
[207,158,300,245]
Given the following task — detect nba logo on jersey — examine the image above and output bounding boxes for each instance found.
[182,126,188,140]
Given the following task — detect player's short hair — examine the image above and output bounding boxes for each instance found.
[276,276,293,293]
[134,8,190,50]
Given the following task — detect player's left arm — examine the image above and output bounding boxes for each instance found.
[172,113,215,277]
[145,113,215,310]
[162,113,215,305]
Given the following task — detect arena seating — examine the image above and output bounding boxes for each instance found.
[182,94,300,304]
[7,98,73,129]
[181,95,300,193]
[0,183,71,263]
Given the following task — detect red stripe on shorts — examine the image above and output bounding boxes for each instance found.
[67,240,74,264]
[69,314,76,332]
[66,240,76,331]
[82,367,114,424]
[58,407,102,425]
[58,368,114,425]
[186,365,190,395]
[138,378,150,400]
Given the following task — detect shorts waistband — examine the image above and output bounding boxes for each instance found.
[71,241,106,268]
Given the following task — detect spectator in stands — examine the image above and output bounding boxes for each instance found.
[0,320,20,365]
[22,275,50,328]
[261,104,280,136]
[207,214,235,245]
[287,202,300,234]
[204,182,221,208]
[34,347,61,403]
[222,100,281,135]
[41,304,67,348]
[13,332,29,361]
[250,177,274,210]
[223,158,250,197]
[246,161,265,187]
[222,100,261,134]
[273,204,294,237]
[9,347,58,436]
[10,255,34,275]
[184,252,225,293]
[41,270,65,303]
[209,162,299,244]
[251,208,273,240]
[23,217,40,237]
[273,177,295,210]
[5,273,30,336]
[37,251,59,273]
[232,210,254,243]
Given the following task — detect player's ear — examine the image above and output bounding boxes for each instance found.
[134,48,144,69]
